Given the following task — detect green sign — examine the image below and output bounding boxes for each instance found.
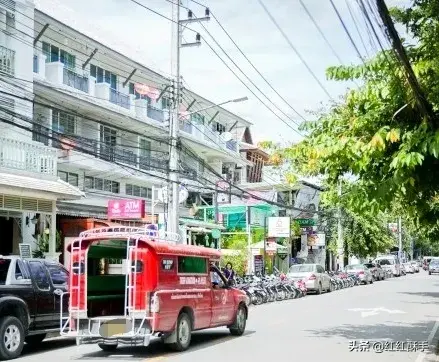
[211,229,221,239]
[296,218,316,227]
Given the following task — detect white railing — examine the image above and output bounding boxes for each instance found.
[0,136,57,176]
[78,226,181,243]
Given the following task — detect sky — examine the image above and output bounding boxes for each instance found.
[34,0,407,143]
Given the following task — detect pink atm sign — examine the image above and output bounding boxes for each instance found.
[107,199,145,219]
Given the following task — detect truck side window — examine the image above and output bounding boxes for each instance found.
[28,261,50,290]
[46,264,68,286]
[0,259,11,285]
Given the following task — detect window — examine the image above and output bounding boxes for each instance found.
[177,256,207,274]
[125,184,152,199]
[0,259,11,285]
[0,0,16,31]
[161,97,171,109]
[58,171,79,186]
[191,113,205,125]
[91,65,117,89]
[46,264,68,285]
[0,45,15,76]
[85,176,120,194]
[52,110,75,135]
[42,42,75,69]
[28,261,50,290]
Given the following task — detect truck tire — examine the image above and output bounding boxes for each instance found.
[25,333,46,345]
[169,313,192,352]
[0,316,25,360]
[229,304,247,336]
[98,343,118,352]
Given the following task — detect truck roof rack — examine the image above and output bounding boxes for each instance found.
[78,226,181,243]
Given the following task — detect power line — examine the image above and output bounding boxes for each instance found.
[257,0,332,100]
[329,0,365,62]
[344,0,370,57]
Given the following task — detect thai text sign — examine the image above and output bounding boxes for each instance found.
[107,199,145,219]
[267,217,291,237]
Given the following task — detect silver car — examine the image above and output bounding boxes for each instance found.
[411,261,420,273]
[345,264,374,284]
[287,263,331,294]
[429,260,439,275]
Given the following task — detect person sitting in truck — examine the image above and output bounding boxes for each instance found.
[211,268,221,289]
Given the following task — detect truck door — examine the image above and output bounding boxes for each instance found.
[210,267,235,326]
[45,262,69,325]
[27,261,55,329]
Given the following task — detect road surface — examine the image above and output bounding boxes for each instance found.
[18,271,439,361]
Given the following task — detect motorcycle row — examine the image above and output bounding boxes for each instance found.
[234,271,371,306]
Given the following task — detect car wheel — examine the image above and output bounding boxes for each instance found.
[429,271,432,275]
[229,304,247,336]
[169,313,192,352]
[98,343,118,352]
[370,278,373,284]
[0,316,25,360]
[25,333,46,345]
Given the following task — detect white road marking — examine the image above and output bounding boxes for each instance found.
[415,319,439,362]
[348,307,406,318]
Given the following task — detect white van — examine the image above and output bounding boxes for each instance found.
[375,255,401,277]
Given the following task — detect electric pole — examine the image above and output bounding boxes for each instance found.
[398,216,403,261]
[337,180,344,270]
[167,2,210,236]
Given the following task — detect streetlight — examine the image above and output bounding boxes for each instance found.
[180,96,248,117]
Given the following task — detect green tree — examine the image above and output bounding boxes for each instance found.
[262,0,439,252]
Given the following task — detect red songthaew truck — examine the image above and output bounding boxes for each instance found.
[60,226,248,352]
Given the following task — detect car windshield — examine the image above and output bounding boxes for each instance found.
[346,264,363,270]
[377,259,394,265]
[430,260,439,265]
[364,263,374,268]
[289,264,315,273]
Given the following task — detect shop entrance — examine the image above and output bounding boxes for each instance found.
[0,216,14,255]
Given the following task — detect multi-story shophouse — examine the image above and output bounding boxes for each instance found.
[28,8,251,257]
[0,0,83,260]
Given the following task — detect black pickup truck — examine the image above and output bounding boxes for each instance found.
[0,256,69,360]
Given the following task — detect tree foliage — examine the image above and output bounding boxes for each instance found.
[263,0,439,254]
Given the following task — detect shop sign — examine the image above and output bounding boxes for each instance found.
[179,276,207,285]
[296,218,316,227]
[254,255,263,273]
[107,199,146,219]
[268,217,290,237]
[306,233,326,247]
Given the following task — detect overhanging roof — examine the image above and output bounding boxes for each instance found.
[0,172,85,200]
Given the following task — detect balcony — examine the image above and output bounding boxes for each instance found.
[226,139,238,152]
[63,67,88,93]
[147,106,164,122]
[0,136,57,176]
[0,45,15,76]
[179,121,192,134]
[110,88,130,109]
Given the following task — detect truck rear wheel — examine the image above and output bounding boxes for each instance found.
[229,304,246,336]
[0,316,25,360]
[169,313,192,352]
[98,343,118,352]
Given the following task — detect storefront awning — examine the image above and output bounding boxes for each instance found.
[0,173,84,200]
[56,201,107,219]
[179,217,226,230]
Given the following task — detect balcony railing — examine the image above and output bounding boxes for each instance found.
[139,154,168,172]
[179,121,192,134]
[0,136,57,176]
[110,88,130,109]
[33,55,38,74]
[226,139,238,152]
[63,67,88,93]
[0,45,15,76]
[147,106,164,122]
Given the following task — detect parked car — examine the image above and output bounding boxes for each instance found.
[0,256,69,360]
[429,259,439,275]
[364,263,385,281]
[345,264,374,284]
[375,255,401,277]
[287,263,331,294]
[411,261,420,273]
[403,262,415,274]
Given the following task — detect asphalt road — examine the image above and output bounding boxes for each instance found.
[18,271,439,362]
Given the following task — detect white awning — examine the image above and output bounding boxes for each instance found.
[0,172,85,200]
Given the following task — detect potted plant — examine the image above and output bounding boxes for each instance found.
[32,230,63,259]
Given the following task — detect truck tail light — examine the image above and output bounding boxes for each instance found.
[151,295,160,313]
[308,274,316,280]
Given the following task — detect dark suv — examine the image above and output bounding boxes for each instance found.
[0,256,69,360]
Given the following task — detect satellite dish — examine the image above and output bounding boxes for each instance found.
[221,132,233,142]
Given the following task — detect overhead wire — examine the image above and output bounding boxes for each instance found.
[257,0,333,100]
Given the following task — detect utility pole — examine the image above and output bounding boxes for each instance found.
[398,216,403,261]
[337,180,344,270]
[167,2,210,235]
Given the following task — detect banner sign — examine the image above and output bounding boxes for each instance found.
[108,199,146,219]
[134,83,160,100]
[268,217,290,238]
